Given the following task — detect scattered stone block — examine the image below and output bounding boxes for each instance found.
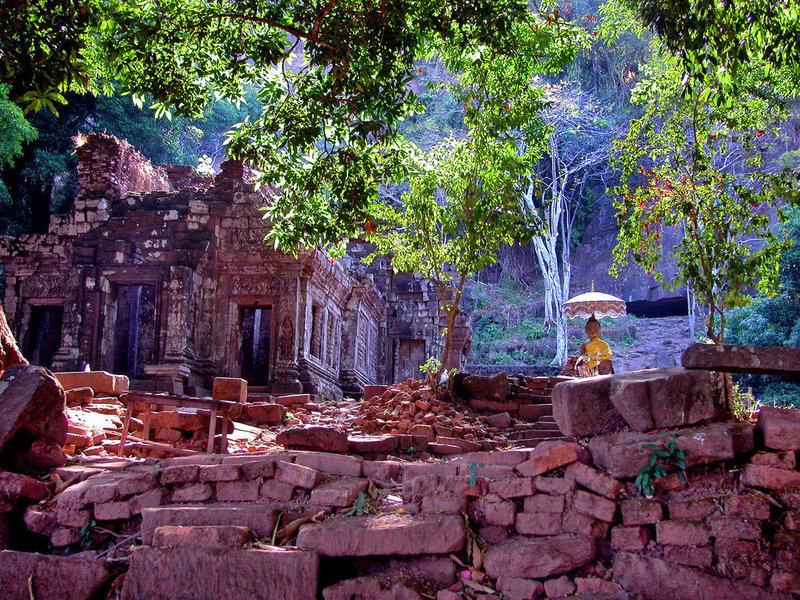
[129,488,163,515]
[24,506,58,536]
[50,527,81,547]
[517,441,579,477]
[523,494,565,514]
[244,403,284,425]
[171,483,213,503]
[565,462,623,499]
[322,574,424,600]
[462,372,510,401]
[65,387,94,407]
[276,462,324,489]
[533,476,575,496]
[741,464,800,490]
[212,377,247,403]
[620,498,663,525]
[486,412,512,429]
[277,427,348,452]
[668,497,718,521]
[363,385,388,401]
[237,456,290,479]
[55,371,129,396]
[260,479,296,502]
[196,463,241,483]
[751,451,796,470]
[663,545,713,569]
[347,435,398,454]
[216,480,260,502]
[552,375,626,437]
[655,520,711,546]
[362,461,401,483]
[496,577,544,600]
[574,577,623,595]
[758,407,800,451]
[472,495,516,527]
[483,534,595,579]
[310,478,369,507]
[611,526,649,551]
[57,507,92,528]
[274,394,311,407]
[724,494,771,519]
[0,365,67,468]
[161,465,200,485]
[94,501,131,521]
[573,490,616,522]
[0,471,49,501]
[561,508,610,538]
[489,477,536,499]
[0,551,112,600]
[120,546,318,600]
[544,575,575,598]
[152,525,252,550]
[296,513,466,557]
[708,517,761,540]
[515,511,561,536]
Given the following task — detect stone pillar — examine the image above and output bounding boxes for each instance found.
[339,286,365,397]
[271,277,303,394]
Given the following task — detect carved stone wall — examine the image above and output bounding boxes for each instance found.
[0,134,467,398]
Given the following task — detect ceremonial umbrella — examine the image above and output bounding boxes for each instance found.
[562,284,626,319]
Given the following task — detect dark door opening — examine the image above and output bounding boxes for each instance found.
[26,306,63,369]
[113,284,157,378]
[395,339,426,382]
[240,306,272,385]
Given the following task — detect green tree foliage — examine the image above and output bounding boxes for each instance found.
[617,0,800,100]
[0,84,36,208]
[364,16,588,374]
[611,55,798,343]
[2,0,543,251]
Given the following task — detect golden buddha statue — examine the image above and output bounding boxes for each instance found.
[575,316,614,377]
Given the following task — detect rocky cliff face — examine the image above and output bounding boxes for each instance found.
[570,198,688,316]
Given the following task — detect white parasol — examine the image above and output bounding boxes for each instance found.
[562,283,626,319]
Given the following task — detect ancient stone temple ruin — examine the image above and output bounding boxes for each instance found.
[0,133,469,400]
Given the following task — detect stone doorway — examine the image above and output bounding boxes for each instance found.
[112,284,157,379]
[395,338,426,382]
[25,305,63,369]
[240,306,272,385]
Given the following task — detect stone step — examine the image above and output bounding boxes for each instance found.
[539,415,557,423]
[511,436,567,448]
[518,404,553,421]
[509,430,560,440]
[535,423,562,432]
[140,504,280,545]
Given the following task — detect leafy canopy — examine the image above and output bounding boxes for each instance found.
[2,0,544,250]
[611,53,799,342]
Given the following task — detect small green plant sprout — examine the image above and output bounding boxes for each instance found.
[635,435,688,498]
[344,492,372,516]
[466,462,485,489]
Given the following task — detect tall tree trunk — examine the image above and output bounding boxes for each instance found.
[0,302,27,371]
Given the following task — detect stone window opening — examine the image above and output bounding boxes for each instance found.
[239,305,272,386]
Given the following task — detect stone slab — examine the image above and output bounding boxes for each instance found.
[54,371,129,396]
[681,343,800,378]
[552,375,627,437]
[587,423,751,479]
[613,552,791,600]
[296,513,465,557]
[0,551,112,600]
[483,534,596,579]
[758,407,800,451]
[609,368,716,431]
[140,505,279,545]
[120,546,318,600]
